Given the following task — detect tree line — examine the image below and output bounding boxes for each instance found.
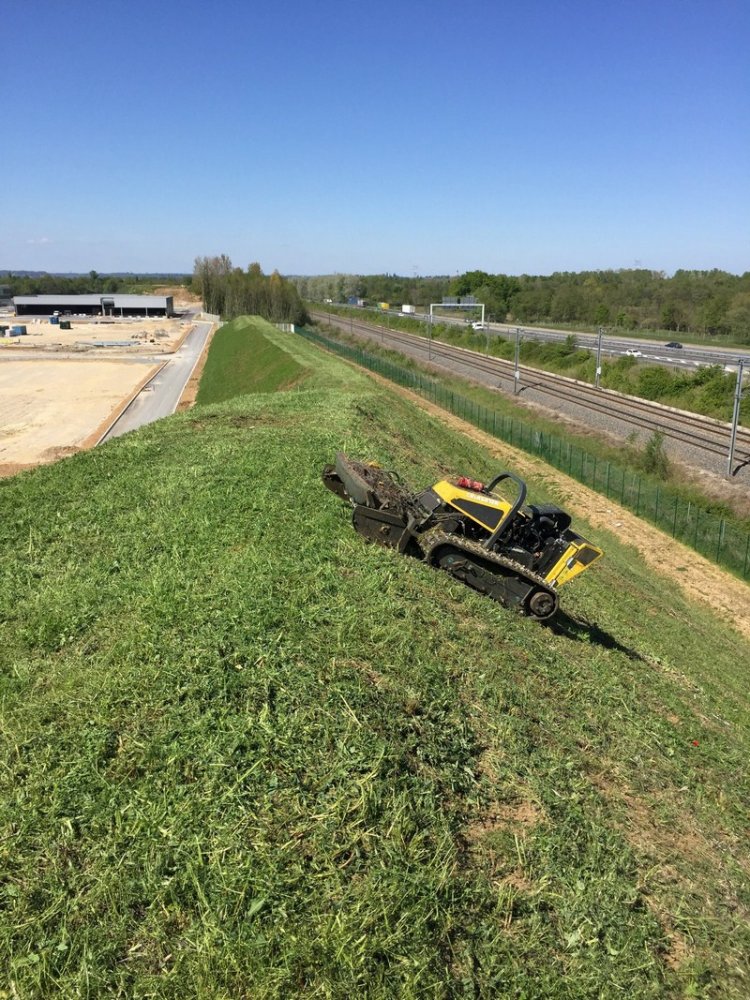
[193,257,308,326]
[291,268,750,342]
[2,272,189,295]
[291,273,451,312]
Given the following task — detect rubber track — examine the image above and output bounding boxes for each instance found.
[418,528,558,616]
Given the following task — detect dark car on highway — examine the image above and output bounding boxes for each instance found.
[665,342,683,349]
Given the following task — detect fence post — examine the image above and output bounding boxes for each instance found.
[672,497,679,537]
[716,519,724,562]
[655,486,660,523]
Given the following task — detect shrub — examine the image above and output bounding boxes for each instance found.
[642,430,671,479]
[636,366,676,400]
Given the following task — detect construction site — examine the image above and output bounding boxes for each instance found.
[0,294,200,474]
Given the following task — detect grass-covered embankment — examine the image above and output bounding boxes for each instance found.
[2,324,750,996]
[196,315,310,404]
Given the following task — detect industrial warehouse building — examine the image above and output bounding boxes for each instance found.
[13,294,174,318]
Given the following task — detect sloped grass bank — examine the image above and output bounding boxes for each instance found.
[2,338,750,996]
[195,316,309,404]
[307,323,750,571]
[196,315,366,406]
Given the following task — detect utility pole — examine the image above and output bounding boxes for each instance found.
[514,327,521,394]
[727,359,746,477]
[595,327,604,388]
[428,313,432,359]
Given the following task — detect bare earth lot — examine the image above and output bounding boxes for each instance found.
[0,311,199,475]
[0,358,160,474]
[1,315,192,352]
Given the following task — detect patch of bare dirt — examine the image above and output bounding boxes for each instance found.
[496,870,534,894]
[0,461,35,478]
[649,902,693,971]
[369,374,750,642]
[152,285,202,306]
[465,799,544,843]
[39,445,81,462]
[589,771,711,867]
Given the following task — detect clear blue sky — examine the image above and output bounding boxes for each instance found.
[3,0,748,276]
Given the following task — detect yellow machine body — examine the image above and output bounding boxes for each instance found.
[323,454,603,619]
[432,479,603,588]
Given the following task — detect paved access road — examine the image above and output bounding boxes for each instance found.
[100,321,213,442]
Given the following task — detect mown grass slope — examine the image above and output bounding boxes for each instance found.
[2,325,750,997]
[197,316,319,404]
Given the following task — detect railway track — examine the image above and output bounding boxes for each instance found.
[312,311,750,475]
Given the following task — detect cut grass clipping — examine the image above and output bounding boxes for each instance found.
[1,320,749,996]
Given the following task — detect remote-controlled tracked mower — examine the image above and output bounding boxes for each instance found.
[323,453,602,620]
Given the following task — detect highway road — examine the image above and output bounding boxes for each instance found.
[100,320,213,442]
[473,324,750,371]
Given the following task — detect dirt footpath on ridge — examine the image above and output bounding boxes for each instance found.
[372,374,750,642]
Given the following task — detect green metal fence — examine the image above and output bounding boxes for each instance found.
[298,325,750,581]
